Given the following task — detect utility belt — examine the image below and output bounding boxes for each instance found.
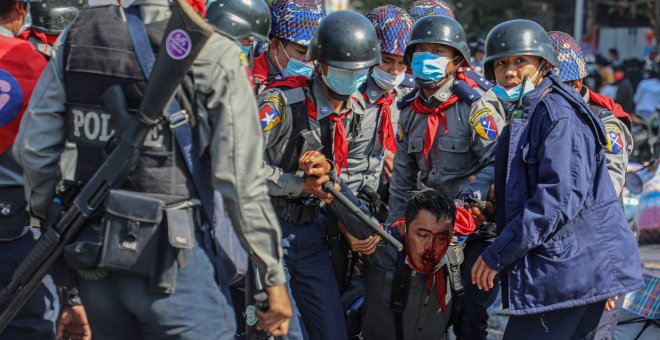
[271,195,320,225]
[63,190,201,293]
[0,186,29,241]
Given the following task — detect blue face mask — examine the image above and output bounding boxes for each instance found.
[322,66,369,96]
[492,81,536,102]
[410,52,450,82]
[277,46,315,78]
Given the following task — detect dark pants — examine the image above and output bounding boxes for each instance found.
[0,228,59,340]
[280,214,348,340]
[593,295,624,340]
[78,237,235,339]
[504,300,606,340]
[453,238,500,340]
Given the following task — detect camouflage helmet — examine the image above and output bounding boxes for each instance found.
[366,5,413,57]
[30,0,87,35]
[206,0,271,42]
[547,31,588,82]
[407,0,454,21]
[270,0,325,47]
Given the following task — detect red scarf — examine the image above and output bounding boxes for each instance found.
[587,88,632,125]
[366,91,397,152]
[17,29,59,45]
[265,76,349,175]
[392,204,476,314]
[410,72,477,159]
[252,52,271,85]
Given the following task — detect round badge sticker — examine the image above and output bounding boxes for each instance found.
[0,69,24,127]
[166,29,192,60]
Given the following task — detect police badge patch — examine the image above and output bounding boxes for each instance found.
[469,108,498,141]
[258,96,286,131]
[605,124,623,154]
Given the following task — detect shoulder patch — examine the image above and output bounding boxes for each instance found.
[469,107,498,141]
[605,123,623,154]
[259,96,285,131]
[239,51,248,67]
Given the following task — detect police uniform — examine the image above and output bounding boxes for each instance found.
[13,0,285,338]
[388,77,504,221]
[0,24,59,340]
[259,75,357,340]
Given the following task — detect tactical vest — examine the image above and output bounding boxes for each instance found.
[63,6,196,201]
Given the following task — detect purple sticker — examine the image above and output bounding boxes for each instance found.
[166,29,191,60]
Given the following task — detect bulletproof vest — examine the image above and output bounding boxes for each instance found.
[62,6,196,200]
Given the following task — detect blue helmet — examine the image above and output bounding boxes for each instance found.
[407,0,454,21]
[367,5,413,57]
[270,0,325,47]
[548,31,588,82]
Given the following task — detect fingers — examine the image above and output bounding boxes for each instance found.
[269,319,290,337]
[351,236,379,254]
[471,257,484,288]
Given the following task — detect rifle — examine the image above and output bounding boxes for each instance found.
[0,0,213,331]
[322,182,403,252]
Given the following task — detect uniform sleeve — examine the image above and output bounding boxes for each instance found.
[602,115,633,197]
[460,91,506,199]
[257,89,305,197]
[199,36,285,286]
[480,106,596,271]
[13,30,69,221]
[386,111,419,224]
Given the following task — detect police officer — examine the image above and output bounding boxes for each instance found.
[548,30,634,339]
[407,0,454,21]
[470,39,486,75]
[19,0,87,59]
[258,10,381,340]
[472,20,643,339]
[206,0,270,65]
[385,15,505,340]
[0,0,57,338]
[13,0,292,338]
[252,0,324,92]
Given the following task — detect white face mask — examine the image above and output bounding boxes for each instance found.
[371,66,406,91]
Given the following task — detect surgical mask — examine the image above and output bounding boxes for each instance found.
[322,66,369,96]
[410,52,450,82]
[492,65,544,102]
[371,66,406,91]
[277,45,315,78]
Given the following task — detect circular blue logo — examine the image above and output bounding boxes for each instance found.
[0,69,24,127]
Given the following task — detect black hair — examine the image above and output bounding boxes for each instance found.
[0,0,15,17]
[404,189,456,228]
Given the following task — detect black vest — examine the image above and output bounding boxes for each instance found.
[63,5,196,201]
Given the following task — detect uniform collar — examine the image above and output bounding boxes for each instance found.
[310,76,359,120]
[581,86,590,103]
[362,76,390,104]
[0,26,14,38]
[416,76,454,108]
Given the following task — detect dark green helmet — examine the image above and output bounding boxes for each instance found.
[483,19,558,80]
[306,11,381,70]
[206,0,271,42]
[30,0,87,35]
[403,15,470,66]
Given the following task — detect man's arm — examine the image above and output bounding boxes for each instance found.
[460,91,505,199]
[480,107,595,271]
[602,115,632,197]
[198,36,285,287]
[13,30,69,221]
[386,113,419,224]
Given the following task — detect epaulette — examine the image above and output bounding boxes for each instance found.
[452,79,482,106]
[462,69,494,91]
[397,88,419,110]
[281,87,307,105]
[399,73,416,89]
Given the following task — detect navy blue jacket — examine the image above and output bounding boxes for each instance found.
[481,75,643,315]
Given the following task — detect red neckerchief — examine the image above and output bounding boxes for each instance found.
[306,97,349,176]
[265,76,349,175]
[252,52,271,85]
[410,72,477,159]
[365,91,397,152]
[17,29,59,45]
[391,205,476,314]
[587,88,632,125]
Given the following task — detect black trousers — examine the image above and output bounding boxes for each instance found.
[504,300,606,340]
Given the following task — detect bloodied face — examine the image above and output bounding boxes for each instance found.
[405,209,453,272]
